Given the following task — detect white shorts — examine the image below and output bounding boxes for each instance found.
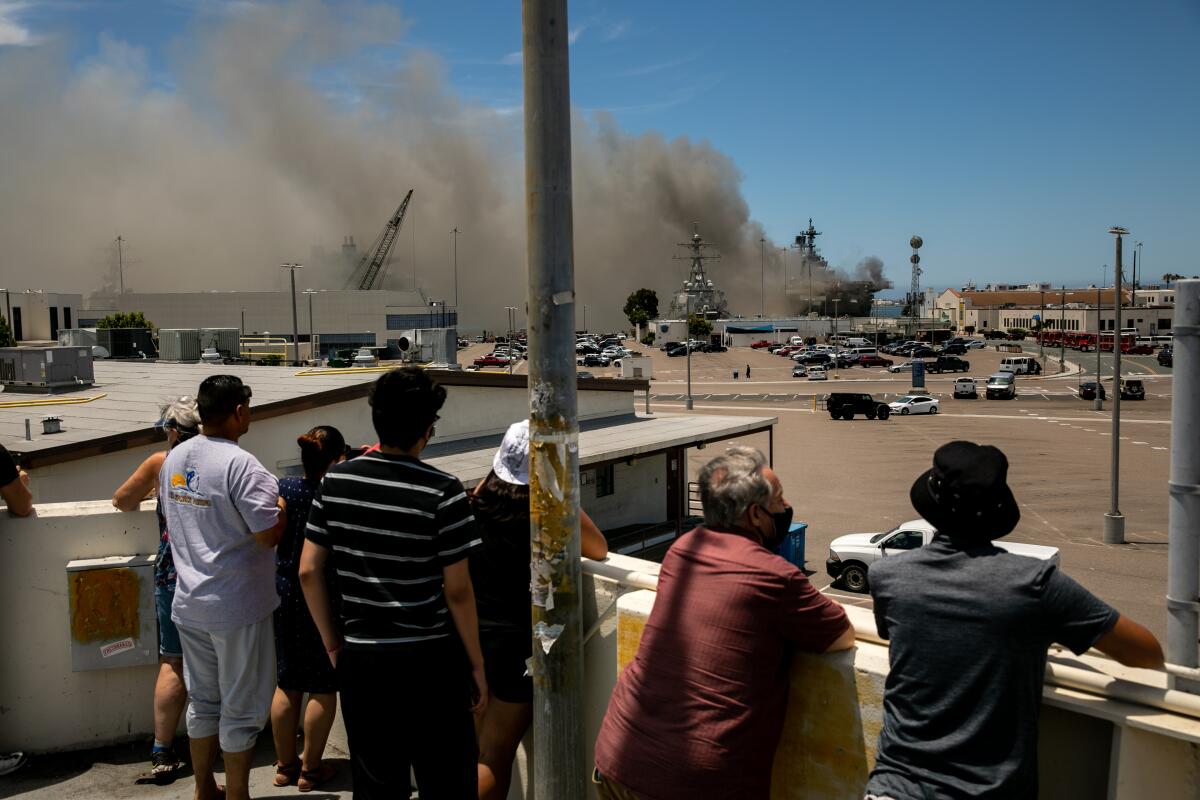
[177,615,276,753]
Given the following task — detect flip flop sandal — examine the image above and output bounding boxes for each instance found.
[298,762,337,793]
[273,759,302,787]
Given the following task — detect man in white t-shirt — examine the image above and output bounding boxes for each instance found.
[161,375,285,800]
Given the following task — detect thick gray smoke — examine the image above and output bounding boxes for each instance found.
[853,256,893,289]
[0,1,882,330]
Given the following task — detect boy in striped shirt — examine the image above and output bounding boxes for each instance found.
[300,367,487,799]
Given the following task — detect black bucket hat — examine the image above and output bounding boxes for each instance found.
[910,441,1020,541]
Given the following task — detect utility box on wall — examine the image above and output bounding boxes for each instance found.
[66,555,157,672]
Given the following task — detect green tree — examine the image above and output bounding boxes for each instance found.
[687,313,712,338]
[97,311,153,329]
[0,315,12,347]
[623,289,659,327]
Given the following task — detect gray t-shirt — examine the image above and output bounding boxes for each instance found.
[161,435,281,631]
[866,537,1119,799]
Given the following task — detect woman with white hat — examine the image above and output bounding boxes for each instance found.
[470,419,608,800]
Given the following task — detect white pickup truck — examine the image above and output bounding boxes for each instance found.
[826,519,1061,593]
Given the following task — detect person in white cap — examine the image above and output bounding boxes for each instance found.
[469,419,608,800]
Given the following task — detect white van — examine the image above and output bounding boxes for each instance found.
[998,355,1041,375]
[789,335,805,346]
[844,337,871,348]
[848,347,878,358]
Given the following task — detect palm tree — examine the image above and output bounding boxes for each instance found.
[1162,273,1186,283]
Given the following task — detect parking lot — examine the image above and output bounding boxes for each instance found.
[457,335,1175,639]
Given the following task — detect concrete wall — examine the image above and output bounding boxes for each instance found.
[7,292,82,342]
[23,385,636,504]
[0,501,161,752]
[580,455,666,531]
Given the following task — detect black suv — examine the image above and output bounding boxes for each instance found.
[1158,347,1173,367]
[826,393,891,421]
[927,356,970,373]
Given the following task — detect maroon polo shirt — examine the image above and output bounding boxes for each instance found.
[594,525,850,800]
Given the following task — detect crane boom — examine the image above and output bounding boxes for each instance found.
[351,189,414,291]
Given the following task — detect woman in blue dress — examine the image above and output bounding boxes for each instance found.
[270,425,345,792]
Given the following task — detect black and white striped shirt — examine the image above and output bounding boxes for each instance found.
[305,452,480,650]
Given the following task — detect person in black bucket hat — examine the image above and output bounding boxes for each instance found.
[864,441,1164,800]
[909,440,1020,541]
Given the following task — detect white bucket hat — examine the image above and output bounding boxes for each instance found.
[493,419,530,486]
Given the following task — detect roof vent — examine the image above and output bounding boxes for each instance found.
[42,416,63,435]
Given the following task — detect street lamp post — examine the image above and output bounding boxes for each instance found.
[279,263,303,365]
[1095,275,1104,411]
[451,227,461,308]
[504,306,518,374]
[303,289,318,361]
[1059,285,1066,370]
[1105,227,1128,544]
[759,237,765,318]
[685,293,694,410]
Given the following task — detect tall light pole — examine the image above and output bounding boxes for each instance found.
[451,226,461,308]
[279,263,303,365]
[1105,227,1128,544]
[685,291,694,410]
[504,305,518,374]
[1133,241,1142,306]
[1058,285,1066,370]
[759,237,765,319]
[115,235,126,295]
[303,289,318,361]
[1095,272,1104,411]
[1038,289,1045,361]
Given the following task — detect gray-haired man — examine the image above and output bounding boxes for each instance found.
[594,446,855,800]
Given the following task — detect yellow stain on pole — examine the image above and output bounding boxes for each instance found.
[0,393,107,409]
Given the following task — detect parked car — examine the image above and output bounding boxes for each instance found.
[887,360,920,374]
[750,340,774,349]
[1077,380,1106,401]
[799,352,834,367]
[910,346,938,358]
[659,340,682,352]
[581,354,611,367]
[889,395,940,415]
[791,364,808,378]
[826,519,1060,592]
[1158,347,1174,367]
[576,371,595,380]
[826,392,891,421]
[857,354,895,368]
[1128,344,1154,355]
[702,342,728,353]
[474,355,510,367]
[986,372,1017,399]
[965,340,986,349]
[953,377,978,398]
[666,345,688,357]
[1119,379,1145,400]
[807,366,828,381]
[927,356,971,374]
[939,343,967,355]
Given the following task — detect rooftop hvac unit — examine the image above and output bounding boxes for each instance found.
[159,329,201,362]
[95,328,155,359]
[199,328,239,359]
[416,328,459,368]
[0,347,95,393]
[58,328,98,348]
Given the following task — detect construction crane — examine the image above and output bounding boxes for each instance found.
[347,190,414,291]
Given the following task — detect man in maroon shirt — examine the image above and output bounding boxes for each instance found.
[594,446,855,800]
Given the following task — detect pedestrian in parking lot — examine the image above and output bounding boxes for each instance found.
[269,425,346,792]
[594,446,855,800]
[471,419,608,800]
[865,441,1164,800]
[746,363,751,379]
[162,376,286,800]
[301,368,488,800]
[112,396,200,783]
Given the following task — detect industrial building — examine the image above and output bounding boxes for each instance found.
[1,291,83,342]
[923,287,1177,336]
[81,289,457,357]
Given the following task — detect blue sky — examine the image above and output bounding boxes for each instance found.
[4,0,1198,294]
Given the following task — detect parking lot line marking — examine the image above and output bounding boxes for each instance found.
[1133,441,1148,445]
[1153,447,1168,451]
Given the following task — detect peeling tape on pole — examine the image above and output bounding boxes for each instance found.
[534,621,565,654]
[552,290,575,306]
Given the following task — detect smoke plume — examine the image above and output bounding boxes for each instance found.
[0,1,885,330]
[853,256,893,289]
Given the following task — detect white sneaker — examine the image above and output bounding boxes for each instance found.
[0,752,27,776]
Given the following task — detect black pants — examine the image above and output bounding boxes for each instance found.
[339,646,477,800]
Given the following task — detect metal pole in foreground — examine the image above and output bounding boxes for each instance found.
[1059,285,1066,370]
[280,263,302,365]
[1105,228,1127,544]
[1166,280,1200,690]
[303,289,317,361]
[522,2,586,795]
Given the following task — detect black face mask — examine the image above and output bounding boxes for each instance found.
[755,504,794,550]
